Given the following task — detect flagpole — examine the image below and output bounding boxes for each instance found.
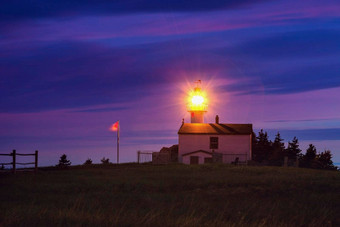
[117,120,119,164]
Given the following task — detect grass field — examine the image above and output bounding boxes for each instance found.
[0,164,339,226]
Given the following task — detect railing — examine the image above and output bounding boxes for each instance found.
[0,150,38,173]
[187,104,208,112]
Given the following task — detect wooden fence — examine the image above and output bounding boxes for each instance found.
[0,150,38,173]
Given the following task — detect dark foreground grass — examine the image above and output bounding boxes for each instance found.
[0,164,339,226]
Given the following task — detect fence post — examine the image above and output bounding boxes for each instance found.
[137,151,140,164]
[35,150,38,173]
[284,156,288,167]
[12,149,16,174]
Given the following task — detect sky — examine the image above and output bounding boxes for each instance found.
[1,0,340,166]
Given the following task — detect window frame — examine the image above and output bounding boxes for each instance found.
[210,136,219,149]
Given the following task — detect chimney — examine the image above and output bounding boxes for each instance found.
[215,115,219,124]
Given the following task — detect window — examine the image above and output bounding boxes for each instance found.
[210,137,218,149]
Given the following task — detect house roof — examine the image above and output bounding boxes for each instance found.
[182,150,212,156]
[178,123,253,135]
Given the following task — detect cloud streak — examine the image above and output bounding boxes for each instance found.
[0,0,269,21]
[1,25,340,113]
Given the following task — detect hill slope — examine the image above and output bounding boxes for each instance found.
[0,164,339,226]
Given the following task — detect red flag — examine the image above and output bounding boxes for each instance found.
[110,121,119,131]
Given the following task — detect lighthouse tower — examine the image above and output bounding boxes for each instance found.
[188,80,207,123]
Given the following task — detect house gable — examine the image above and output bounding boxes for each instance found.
[182,149,212,156]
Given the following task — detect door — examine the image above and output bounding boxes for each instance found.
[190,156,199,164]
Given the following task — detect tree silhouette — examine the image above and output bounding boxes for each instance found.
[251,130,337,170]
[253,129,272,162]
[317,150,337,170]
[286,136,302,159]
[305,144,317,161]
[270,132,285,163]
[58,154,71,167]
[273,132,285,150]
[101,157,110,164]
[300,144,317,168]
[84,158,92,165]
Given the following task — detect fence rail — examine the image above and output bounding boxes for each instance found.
[0,161,13,165]
[16,153,36,156]
[0,150,38,173]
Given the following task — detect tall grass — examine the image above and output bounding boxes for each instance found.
[0,164,339,226]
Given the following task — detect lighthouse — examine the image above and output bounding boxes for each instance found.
[187,80,207,123]
[178,80,253,164]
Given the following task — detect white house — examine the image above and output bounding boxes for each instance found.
[178,116,253,164]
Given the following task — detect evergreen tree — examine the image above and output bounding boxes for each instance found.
[84,158,93,165]
[253,129,272,162]
[270,132,285,164]
[304,144,317,161]
[300,144,317,168]
[273,132,285,150]
[58,154,71,167]
[272,132,285,152]
[286,136,302,159]
[317,150,337,170]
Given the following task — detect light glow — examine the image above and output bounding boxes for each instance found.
[191,95,204,105]
[188,86,207,111]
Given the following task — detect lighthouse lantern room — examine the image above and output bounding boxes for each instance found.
[187,80,207,123]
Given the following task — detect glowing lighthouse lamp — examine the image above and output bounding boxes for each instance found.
[188,80,207,123]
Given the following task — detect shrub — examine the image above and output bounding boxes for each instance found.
[84,158,93,165]
[101,157,110,164]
